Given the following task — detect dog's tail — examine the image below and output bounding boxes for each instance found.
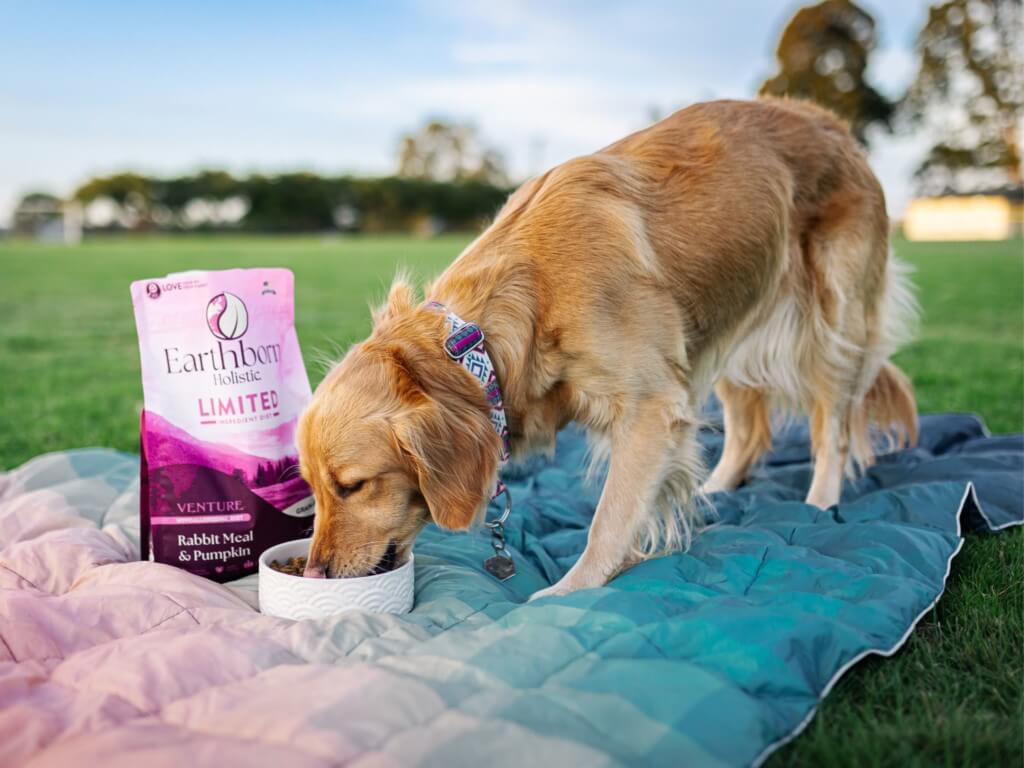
[850,256,919,470]
[857,360,918,450]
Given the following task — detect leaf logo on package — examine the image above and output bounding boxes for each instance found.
[206,292,249,340]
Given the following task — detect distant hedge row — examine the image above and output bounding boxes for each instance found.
[72,171,512,233]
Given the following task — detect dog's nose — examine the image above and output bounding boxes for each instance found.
[303,560,326,578]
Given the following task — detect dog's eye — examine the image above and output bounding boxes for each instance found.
[335,479,365,498]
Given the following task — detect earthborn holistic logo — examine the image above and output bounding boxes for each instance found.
[206,292,249,340]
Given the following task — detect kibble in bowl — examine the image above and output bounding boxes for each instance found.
[258,538,414,620]
[269,556,308,576]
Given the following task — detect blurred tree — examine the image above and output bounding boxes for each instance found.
[759,0,894,144]
[75,171,249,230]
[243,173,339,231]
[70,170,508,233]
[397,120,508,185]
[903,0,1022,194]
[160,170,241,210]
[73,173,155,228]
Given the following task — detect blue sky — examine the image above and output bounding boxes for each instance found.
[1,0,934,224]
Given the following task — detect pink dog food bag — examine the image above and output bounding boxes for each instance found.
[130,269,314,582]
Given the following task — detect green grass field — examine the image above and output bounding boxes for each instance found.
[1,234,1021,765]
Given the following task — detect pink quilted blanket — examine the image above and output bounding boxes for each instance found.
[1,449,479,768]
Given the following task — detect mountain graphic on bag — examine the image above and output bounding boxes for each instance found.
[130,268,314,582]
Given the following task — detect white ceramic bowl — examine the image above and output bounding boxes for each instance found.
[258,538,415,620]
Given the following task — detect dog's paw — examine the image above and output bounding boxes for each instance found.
[528,580,576,602]
[700,474,734,495]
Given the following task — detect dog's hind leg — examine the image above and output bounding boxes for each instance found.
[806,265,917,509]
[805,392,853,509]
[702,379,772,493]
[802,235,870,509]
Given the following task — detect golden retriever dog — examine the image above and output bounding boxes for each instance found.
[297,98,918,598]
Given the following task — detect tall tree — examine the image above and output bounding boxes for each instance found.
[760,0,894,144]
[903,0,1022,194]
[397,120,508,186]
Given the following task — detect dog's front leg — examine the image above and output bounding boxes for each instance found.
[530,396,695,600]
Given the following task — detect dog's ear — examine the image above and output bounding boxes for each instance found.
[388,344,499,530]
[372,276,416,327]
[395,399,498,531]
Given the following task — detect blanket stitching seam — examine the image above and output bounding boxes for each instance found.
[160,594,201,625]
[299,598,506,662]
[742,547,771,597]
[0,560,46,593]
[0,630,17,662]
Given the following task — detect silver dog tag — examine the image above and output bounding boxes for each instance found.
[484,553,516,581]
[483,486,515,581]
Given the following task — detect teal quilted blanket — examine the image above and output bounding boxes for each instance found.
[0,413,1020,767]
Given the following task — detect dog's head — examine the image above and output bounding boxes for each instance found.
[296,280,500,578]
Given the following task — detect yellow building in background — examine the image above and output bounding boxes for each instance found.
[903,191,1023,241]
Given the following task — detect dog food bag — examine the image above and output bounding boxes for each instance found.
[130,269,315,582]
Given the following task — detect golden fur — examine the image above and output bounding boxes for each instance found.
[297,98,918,596]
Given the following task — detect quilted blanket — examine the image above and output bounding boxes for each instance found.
[1,413,1020,768]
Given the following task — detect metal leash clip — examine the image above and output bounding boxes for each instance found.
[483,485,516,581]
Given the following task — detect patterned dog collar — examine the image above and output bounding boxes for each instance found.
[426,301,511,496]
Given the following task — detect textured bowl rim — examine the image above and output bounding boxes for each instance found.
[258,537,414,588]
